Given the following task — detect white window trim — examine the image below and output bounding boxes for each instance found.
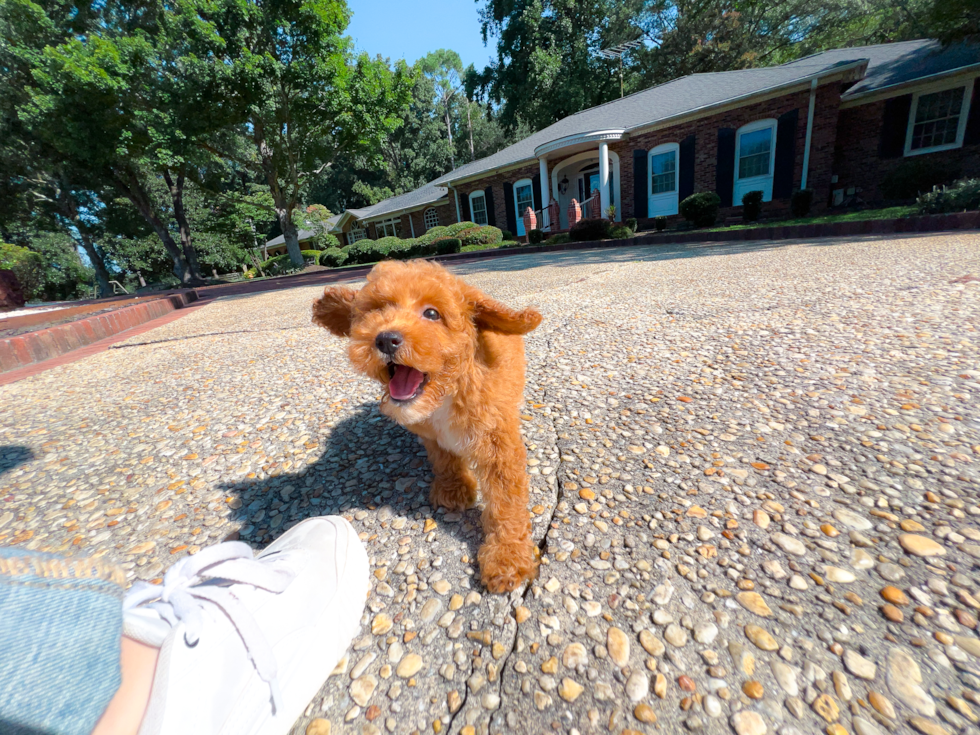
[374,217,400,238]
[346,227,366,245]
[513,178,534,235]
[904,78,975,157]
[423,207,439,230]
[648,142,680,216]
[468,191,488,226]
[734,118,778,205]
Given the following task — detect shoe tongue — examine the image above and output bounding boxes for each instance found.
[124,606,172,647]
[389,365,424,400]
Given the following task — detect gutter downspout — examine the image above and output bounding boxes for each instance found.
[801,78,818,190]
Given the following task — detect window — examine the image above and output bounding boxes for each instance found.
[469,191,488,225]
[346,227,366,245]
[734,119,777,204]
[375,217,399,238]
[648,143,679,216]
[906,82,973,155]
[423,208,439,230]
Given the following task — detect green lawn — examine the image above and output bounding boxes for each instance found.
[704,205,916,232]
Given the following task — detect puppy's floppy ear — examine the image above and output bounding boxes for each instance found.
[465,286,542,335]
[312,287,358,337]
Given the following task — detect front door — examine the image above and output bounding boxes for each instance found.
[649,146,679,216]
[514,180,534,236]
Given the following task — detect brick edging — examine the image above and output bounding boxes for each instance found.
[0,293,196,374]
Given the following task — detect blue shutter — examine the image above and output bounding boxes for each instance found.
[461,191,471,222]
[503,182,516,234]
[879,95,912,158]
[632,149,648,218]
[965,89,980,146]
[679,135,696,202]
[531,173,542,211]
[716,128,736,207]
[484,186,496,226]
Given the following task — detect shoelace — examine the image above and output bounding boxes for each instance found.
[124,541,296,714]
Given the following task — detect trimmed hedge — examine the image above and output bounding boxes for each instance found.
[260,254,303,275]
[300,250,321,262]
[457,226,502,247]
[570,218,612,242]
[318,248,348,267]
[608,225,633,239]
[528,228,545,244]
[791,189,814,218]
[679,192,721,228]
[654,216,667,231]
[916,177,980,214]
[881,159,960,200]
[500,229,514,241]
[544,233,570,245]
[741,190,763,222]
[446,221,477,236]
[433,238,462,255]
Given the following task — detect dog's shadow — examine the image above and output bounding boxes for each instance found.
[217,403,484,563]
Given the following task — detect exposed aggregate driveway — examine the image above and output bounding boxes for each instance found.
[2,233,980,735]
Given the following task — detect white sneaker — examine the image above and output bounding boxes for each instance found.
[124,516,369,735]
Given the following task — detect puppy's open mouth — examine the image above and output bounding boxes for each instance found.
[386,363,428,403]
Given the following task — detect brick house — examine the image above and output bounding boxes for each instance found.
[294,39,979,247]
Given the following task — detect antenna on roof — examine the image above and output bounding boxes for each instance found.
[598,39,643,98]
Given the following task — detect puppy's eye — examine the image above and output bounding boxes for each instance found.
[422,308,440,321]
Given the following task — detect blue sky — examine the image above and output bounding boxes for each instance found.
[346,0,496,70]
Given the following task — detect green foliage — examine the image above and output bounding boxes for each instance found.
[433,238,462,255]
[499,240,522,248]
[446,221,478,236]
[741,190,764,222]
[260,254,303,276]
[916,178,980,214]
[570,218,613,242]
[318,248,348,267]
[880,159,961,200]
[608,225,633,239]
[458,226,503,246]
[655,216,668,231]
[527,229,545,244]
[680,193,721,228]
[500,229,514,241]
[625,218,638,233]
[0,242,45,299]
[791,189,814,218]
[544,233,571,245]
[300,250,321,263]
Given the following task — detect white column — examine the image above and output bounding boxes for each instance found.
[538,157,550,229]
[453,188,462,223]
[599,141,610,217]
[408,213,416,238]
[801,78,818,190]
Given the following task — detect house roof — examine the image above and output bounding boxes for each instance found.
[327,38,978,231]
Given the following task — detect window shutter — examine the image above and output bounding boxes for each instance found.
[531,173,542,211]
[503,182,516,234]
[879,95,912,158]
[773,109,798,199]
[461,192,471,222]
[484,186,496,226]
[632,149,648,218]
[716,128,736,207]
[679,135,696,202]
[965,86,980,145]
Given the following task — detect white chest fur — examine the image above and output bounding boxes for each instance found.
[429,400,472,456]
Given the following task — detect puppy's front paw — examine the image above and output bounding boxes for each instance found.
[478,537,539,593]
[429,475,477,512]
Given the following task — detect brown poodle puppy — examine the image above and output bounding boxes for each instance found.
[312,260,542,593]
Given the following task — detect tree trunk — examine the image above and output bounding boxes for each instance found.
[253,121,304,268]
[445,107,455,170]
[466,102,475,162]
[114,169,190,283]
[278,207,304,267]
[163,168,203,283]
[77,232,111,298]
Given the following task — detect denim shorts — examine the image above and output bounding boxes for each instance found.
[0,548,124,735]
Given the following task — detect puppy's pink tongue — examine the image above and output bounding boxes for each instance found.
[389,365,424,400]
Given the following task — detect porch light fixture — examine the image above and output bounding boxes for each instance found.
[558,175,569,196]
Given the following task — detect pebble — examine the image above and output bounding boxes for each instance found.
[745,624,778,651]
[886,648,935,716]
[868,691,896,719]
[832,508,872,531]
[811,693,840,722]
[737,592,773,617]
[731,711,767,735]
[843,650,877,680]
[395,654,423,679]
[823,567,856,583]
[640,630,666,656]
[562,642,588,668]
[626,671,649,701]
[557,678,584,702]
[742,680,764,699]
[908,717,951,735]
[694,622,718,644]
[704,694,722,718]
[771,533,806,556]
[664,623,689,647]
[898,534,946,557]
[349,676,377,706]
[879,586,908,605]
[634,703,657,723]
[607,627,630,667]
[772,661,799,696]
[852,718,883,735]
[305,720,331,735]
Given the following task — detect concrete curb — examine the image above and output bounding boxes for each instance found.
[0,292,197,374]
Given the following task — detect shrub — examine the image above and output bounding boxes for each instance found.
[500,229,514,241]
[318,248,348,267]
[300,249,321,263]
[433,237,462,255]
[343,239,394,265]
[457,226,502,247]
[446,221,477,236]
[499,240,522,248]
[570,218,612,242]
[916,178,980,214]
[741,190,764,222]
[880,159,961,200]
[312,231,341,250]
[625,218,638,233]
[0,242,45,298]
[528,229,545,244]
[260,254,303,275]
[419,225,449,243]
[679,192,721,227]
[608,225,633,239]
[791,189,814,218]
[654,216,667,232]
[544,233,571,246]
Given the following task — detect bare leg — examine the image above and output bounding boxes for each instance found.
[91,637,158,735]
[422,439,477,512]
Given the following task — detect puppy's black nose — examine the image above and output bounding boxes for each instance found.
[375,331,403,356]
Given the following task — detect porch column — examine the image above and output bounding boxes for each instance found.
[538,157,550,229]
[599,141,610,217]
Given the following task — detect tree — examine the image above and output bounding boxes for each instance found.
[419,50,470,168]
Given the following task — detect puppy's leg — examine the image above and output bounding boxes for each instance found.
[423,439,477,512]
[476,424,539,593]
